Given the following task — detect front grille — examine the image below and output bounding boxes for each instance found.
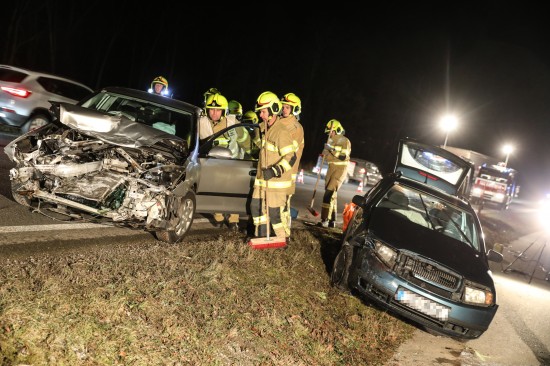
[400,255,461,292]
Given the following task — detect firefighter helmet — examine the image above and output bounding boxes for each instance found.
[228,100,243,116]
[254,91,281,115]
[150,76,168,94]
[281,92,301,115]
[205,93,228,115]
[203,87,221,106]
[325,119,344,134]
[242,110,259,124]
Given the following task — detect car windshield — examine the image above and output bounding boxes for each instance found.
[80,91,196,150]
[375,184,480,250]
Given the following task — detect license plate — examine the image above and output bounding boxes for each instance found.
[395,287,450,321]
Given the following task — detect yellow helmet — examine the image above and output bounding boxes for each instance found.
[205,93,228,115]
[254,91,281,115]
[242,110,259,124]
[281,92,301,115]
[203,87,221,106]
[150,76,169,95]
[228,100,243,116]
[325,119,344,134]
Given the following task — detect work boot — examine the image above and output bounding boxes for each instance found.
[214,220,225,228]
[317,220,329,228]
[328,221,336,228]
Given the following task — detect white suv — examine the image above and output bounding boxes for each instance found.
[0,65,93,134]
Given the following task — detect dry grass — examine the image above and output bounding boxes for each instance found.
[0,216,514,366]
[0,228,415,366]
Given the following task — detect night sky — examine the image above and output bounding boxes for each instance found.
[3,2,550,198]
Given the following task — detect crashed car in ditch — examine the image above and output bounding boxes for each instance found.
[331,138,503,339]
[4,87,260,243]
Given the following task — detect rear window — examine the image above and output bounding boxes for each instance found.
[0,69,27,83]
[37,76,92,101]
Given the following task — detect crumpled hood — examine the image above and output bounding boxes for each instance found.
[369,208,494,286]
[59,103,185,150]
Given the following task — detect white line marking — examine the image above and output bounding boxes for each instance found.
[0,218,211,233]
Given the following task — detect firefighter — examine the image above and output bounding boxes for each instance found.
[318,119,351,228]
[148,76,169,96]
[242,110,259,124]
[228,100,243,121]
[279,93,304,239]
[198,92,241,231]
[250,91,298,243]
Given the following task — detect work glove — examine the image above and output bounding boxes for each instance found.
[263,165,282,180]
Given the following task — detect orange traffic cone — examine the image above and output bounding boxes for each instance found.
[357,180,364,192]
[297,169,304,184]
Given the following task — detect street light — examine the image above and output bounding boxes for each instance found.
[440,114,458,148]
[502,144,514,167]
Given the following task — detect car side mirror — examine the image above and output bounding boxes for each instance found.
[486,249,503,263]
[352,194,366,207]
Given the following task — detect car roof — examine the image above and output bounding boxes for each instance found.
[95,86,202,115]
[394,137,474,197]
[0,64,93,91]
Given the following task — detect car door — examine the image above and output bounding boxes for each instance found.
[196,123,260,214]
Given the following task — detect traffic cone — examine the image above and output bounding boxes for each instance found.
[357,180,364,192]
[297,169,304,184]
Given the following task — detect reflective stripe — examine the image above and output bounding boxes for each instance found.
[266,142,278,152]
[254,179,293,189]
[253,215,267,225]
[272,222,285,230]
[334,146,342,152]
[280,144,296,156]
[279,159,291,171]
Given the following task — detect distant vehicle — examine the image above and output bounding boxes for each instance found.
[331,137,503,340]
[348,158,383,186]
[470,163,518,210]
[0,64,93,134]
[5,87,261,243]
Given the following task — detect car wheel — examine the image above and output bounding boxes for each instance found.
[22,114,50,133]
[331,243,353,292]
[11,181,31,207]
[155,191,195,244]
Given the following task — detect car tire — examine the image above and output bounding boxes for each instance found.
[22,113,51,133]
[10,181,31,207]
[331,243,353,292]
[155,191,196,244]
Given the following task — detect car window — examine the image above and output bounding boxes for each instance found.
[200,124,260,161]
[37,76,92,100]
[0,69,27,82]
[376,185,480,250]
[80,91,195,149]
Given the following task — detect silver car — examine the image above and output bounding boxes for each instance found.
[0,64,93,133]
[4,87,260,243]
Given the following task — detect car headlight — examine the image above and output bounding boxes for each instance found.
[472,187,482,195]
[464,282,494,306]
[494,193,504,200]
[374,240,397,268]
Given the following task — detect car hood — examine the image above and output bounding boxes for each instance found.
[59,103,186,150]
[369,209,492,284]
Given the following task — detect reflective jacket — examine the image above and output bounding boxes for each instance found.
[254,116,297,193]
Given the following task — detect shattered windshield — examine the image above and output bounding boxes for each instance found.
[80,91,196,150]
[375,184,480,250]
